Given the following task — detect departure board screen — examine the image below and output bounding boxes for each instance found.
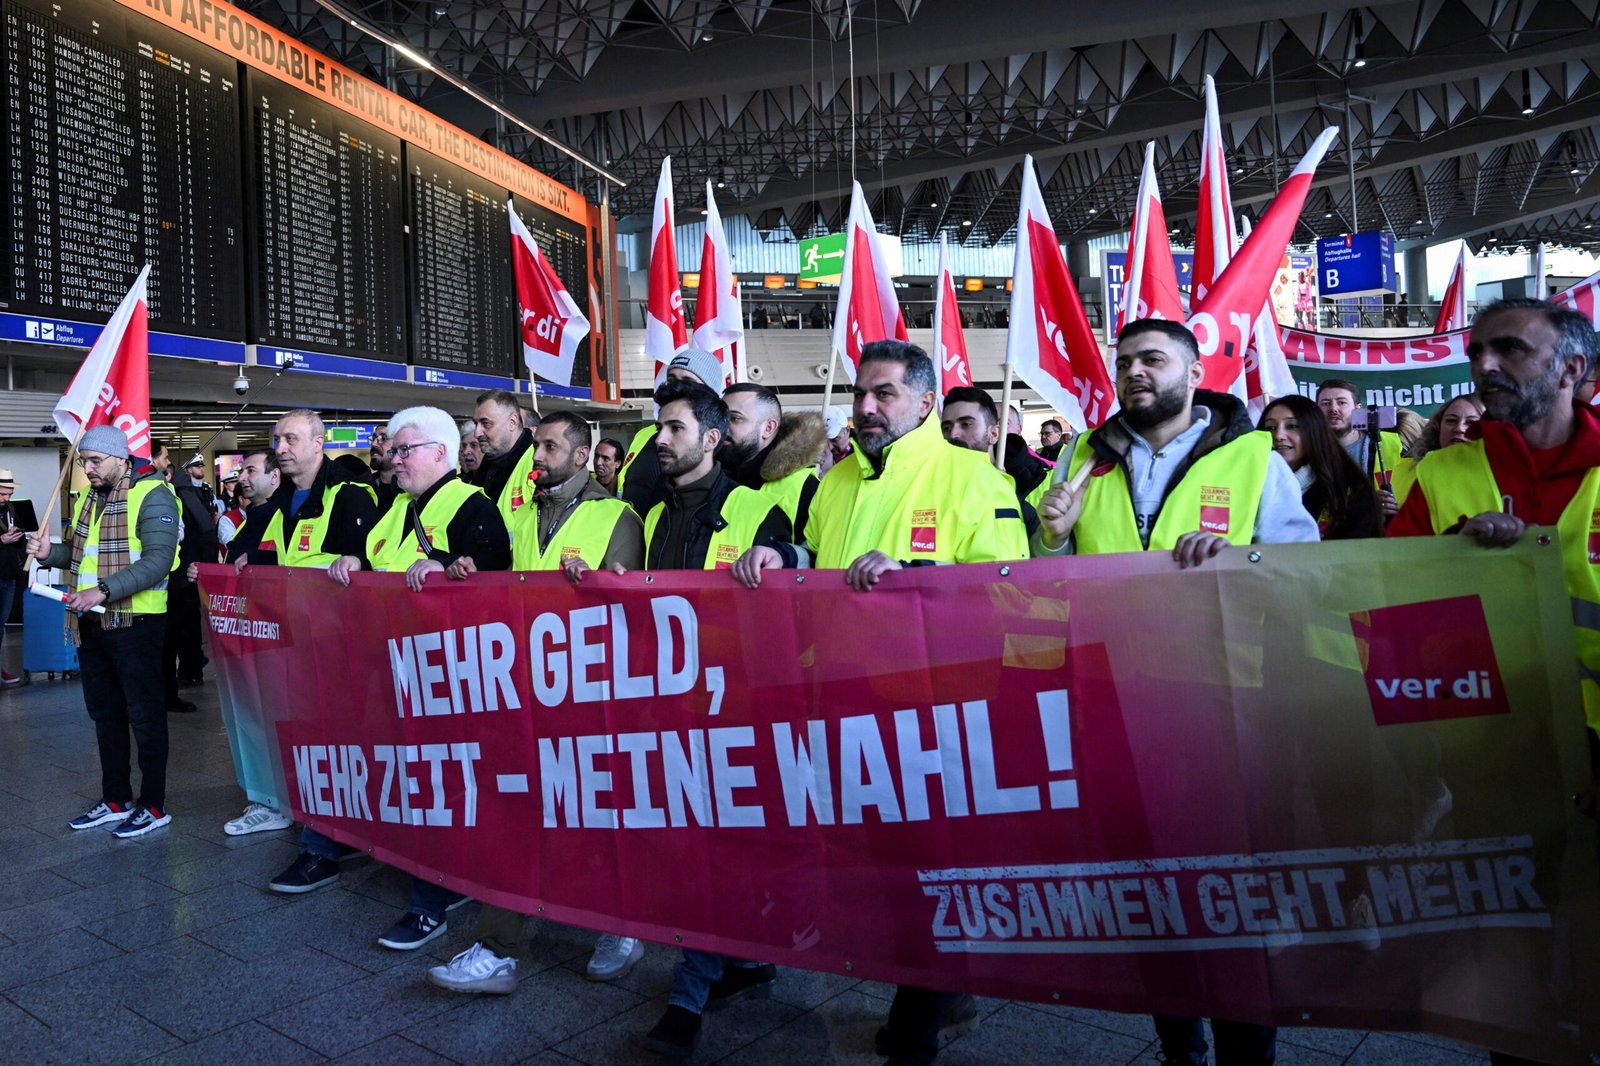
[247,67,405,361]
[513,195,591,390]
[406,147,515,376]
[0,0,244,338]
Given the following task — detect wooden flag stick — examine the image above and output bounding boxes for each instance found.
[819,347,840,420]
[993,362,1014,469]
[26,420,90,583]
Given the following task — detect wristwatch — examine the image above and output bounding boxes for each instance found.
[96,580,111,597]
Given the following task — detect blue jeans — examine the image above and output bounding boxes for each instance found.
[299,830,461,919]
[668,950,762,1014]
[1153,1015,1277,1066]
[301,826,340,860]
[409,876,463,922]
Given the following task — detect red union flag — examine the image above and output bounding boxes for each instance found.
[1006,155,1115,430]
[1118,141,1185,332]
[1552,266,1600,324]
[1192,74,1236,304]
[1434,243,1468,333]
[509,202,591,385]
[932,234,971,394]
[1188,127,1339,393]
[830,180,906,383]
[646,156,688,383]
[691,181,742,384]
[54,263,152,458]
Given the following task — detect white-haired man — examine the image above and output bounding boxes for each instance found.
[325,406,510,950]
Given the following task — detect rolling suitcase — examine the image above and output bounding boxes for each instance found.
[23,587,78,677]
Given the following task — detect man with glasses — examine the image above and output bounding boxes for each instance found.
[256,410,381,894]
[27,426,181,838]
[328,406,510,949]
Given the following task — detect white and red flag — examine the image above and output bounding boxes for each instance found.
[1188,127,1339,394]
[1118,141,1185,331]
[54,263,152,458]
[1433,244,1468,333]
[645,156,689,384]
[932,233,971,395]
[830,180,907,383]
[1235,218,1300,419]
[691,180,743,385]
[1006,155,1116,431]
[510,202,591,385]
[1192,75,1236,304]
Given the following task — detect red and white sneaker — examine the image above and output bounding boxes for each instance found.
[2,670,24,687]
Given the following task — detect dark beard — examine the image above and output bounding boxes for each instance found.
[718,436,760,469]
[1121,382,1191,432]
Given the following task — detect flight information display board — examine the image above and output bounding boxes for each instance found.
[513,194,592,390]
[0,0,244,337]
[406,146,516,376]
[246,67,405,361]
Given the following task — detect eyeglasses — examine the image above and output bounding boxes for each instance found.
[75,454,115,468]
[387,441,443,461]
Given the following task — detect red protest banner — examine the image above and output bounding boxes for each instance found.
[200,536,1599,1062]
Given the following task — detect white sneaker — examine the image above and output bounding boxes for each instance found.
[224,803,294,836]
[1412,783,1453,842]
[586,933,644,981]
[1347,893,1382,952]
[427,942,517,994]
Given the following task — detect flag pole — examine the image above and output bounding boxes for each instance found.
[993,363,1014,470]
[26,420,91,583]
[820,347,840,421]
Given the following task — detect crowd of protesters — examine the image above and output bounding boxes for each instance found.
[25,296,1600,1066]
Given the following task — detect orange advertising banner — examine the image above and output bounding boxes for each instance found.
[116,0,588,223]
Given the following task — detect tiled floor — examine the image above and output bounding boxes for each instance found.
[0,656,1497,1065]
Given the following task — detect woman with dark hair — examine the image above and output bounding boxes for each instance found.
[1259,395,1384,539]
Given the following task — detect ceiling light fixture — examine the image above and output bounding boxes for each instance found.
[390,42,433,70]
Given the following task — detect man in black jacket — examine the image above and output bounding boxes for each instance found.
[253,410,382,895]
[0,470,35,686]
[719,383,823,537]
[620,381,793,1060]
[617,347,725,519]
[472,388,535,510]
[152,444,218,710]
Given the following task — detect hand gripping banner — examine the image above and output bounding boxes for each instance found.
[200,536,1599,1062]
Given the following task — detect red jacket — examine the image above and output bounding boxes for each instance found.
[1389,404,1600,536]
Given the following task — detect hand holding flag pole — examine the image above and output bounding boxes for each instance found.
[31,264,152,582]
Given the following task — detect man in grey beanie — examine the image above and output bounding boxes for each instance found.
[27,425,181,839]
[616,346,726,517]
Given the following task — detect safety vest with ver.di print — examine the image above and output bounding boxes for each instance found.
[1062,431,1272,554]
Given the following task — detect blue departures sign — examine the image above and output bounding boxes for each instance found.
[1316,231,1396,299]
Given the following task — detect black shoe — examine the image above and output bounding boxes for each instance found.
[643,1005,701,1060]
[705,963,776,1010]
[166,698,199,714]
[875,993,979,1056]
[269,851,341,894]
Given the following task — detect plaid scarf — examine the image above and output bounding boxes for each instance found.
[66,470,135,641]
